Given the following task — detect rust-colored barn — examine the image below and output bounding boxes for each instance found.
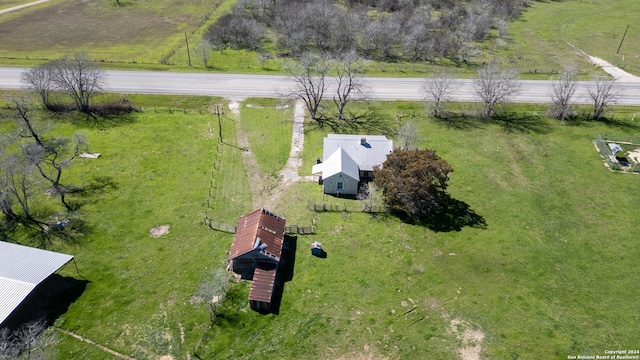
[227,208,286,312]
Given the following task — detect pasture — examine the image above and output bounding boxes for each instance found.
[0,0,638,78]
[503,0,640,77]
[0,0,230,66]
[1,92,637,359]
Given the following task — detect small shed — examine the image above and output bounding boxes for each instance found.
[227,209,286,312]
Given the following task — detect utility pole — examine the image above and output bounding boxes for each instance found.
[617,24,629,55]
[215,105,222,143]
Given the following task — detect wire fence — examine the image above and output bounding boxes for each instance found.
[308,202,387,213]
[595,134,640,172]
[203,214,236,234]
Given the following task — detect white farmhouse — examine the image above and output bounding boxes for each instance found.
[312,134,393,196]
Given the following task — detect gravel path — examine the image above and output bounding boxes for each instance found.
[230,99,313,209]
[56,328,135,360]
[588,55,640,82]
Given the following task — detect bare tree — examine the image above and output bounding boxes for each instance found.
[475,62,520,118]
[422,69,455,118]
[285,53,330,122]
[549,65,579,122]
[588,76,619,120]
[0,327,17,359]
[2,154,40,222]
[21,63,56,110]
[11,101,87,211]
[197,268,231,321]
[332,52,367,121]
[200,39,211,67]
[12,319,56,360]
[15,320,46,360]
[50,53,104,113]
[397,121,420,150]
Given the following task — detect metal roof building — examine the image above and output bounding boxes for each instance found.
[322,134,393,172]
[312,134,393,195]
[0,241,74,325]
[227,209,286,313]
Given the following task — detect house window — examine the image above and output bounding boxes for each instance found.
[337,182,343,190]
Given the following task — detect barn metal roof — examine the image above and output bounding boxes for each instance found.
[248,267,277,303]
[228,209,286,261]
[0,241,73,325]
[323,134,393,172]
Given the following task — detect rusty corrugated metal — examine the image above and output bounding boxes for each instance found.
[228,209,286,261]
[248,267,276,303]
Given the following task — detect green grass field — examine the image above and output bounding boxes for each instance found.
[500,0,640,77]
[2,94,637,359]
[0,0,638,77]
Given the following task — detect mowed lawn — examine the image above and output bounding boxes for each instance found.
[2,96,639,359]
[0,0,227,64]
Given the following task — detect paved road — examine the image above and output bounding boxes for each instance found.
[1,67,639,105]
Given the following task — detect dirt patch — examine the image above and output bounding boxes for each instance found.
[450,319,485,360]
[149,225,170,238]
[228,101,240,115]
[627,148,640,163]
[333,344,389,360]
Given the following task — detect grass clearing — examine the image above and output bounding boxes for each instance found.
[2,97,640,358]
[240,98,293,176]
[499,0,640,77]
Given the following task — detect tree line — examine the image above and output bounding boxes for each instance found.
[205,0,529,63]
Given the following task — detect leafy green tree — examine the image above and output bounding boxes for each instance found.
[373,149,453,220]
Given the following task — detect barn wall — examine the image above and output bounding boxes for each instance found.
[323,173,358,195]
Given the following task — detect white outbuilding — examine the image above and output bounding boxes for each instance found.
[0,241,74,326]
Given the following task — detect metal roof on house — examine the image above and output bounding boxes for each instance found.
[319,146,360,180]
[228,209,286,261]
[322,134,393,172]
[0,241,74,325]
[248,267,277,303]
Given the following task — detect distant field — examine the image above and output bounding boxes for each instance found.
[0,0,638,78]
[501,0,640,76]
[0,0,34,10]
[0,0,228,64]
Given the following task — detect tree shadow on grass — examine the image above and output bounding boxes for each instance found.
[395,193,487,232]
[66,176,118,209]
[567,114,640,132]
[432,111,484,130]
[314,111,396,136]
[490,112,552,134]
